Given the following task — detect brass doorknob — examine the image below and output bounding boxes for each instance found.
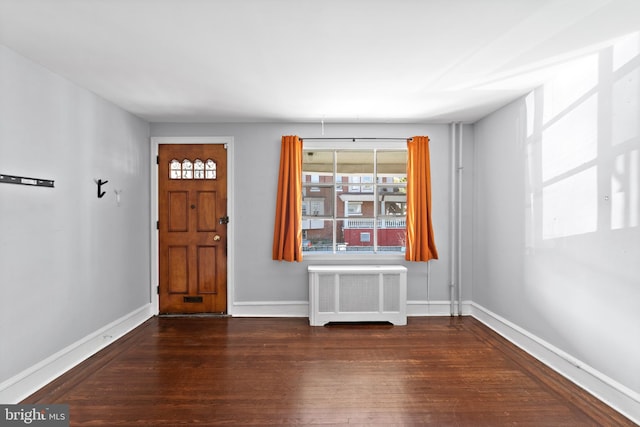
[213,235,221,241]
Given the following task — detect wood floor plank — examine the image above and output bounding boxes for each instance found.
[23,316,635,426]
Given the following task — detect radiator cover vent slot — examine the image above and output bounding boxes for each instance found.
[308,265,407,326]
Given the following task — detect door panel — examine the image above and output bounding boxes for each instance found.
[168,246,189,294]
[197,246,217,294]
[169,192,189,232]
[197,191,217,231]
[159,144,227,313]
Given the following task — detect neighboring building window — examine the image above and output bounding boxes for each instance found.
[349,176,361,193]
[309,174,321,192]
[169,158,217,180]
[302,198,325,231]
[302,198,325,216]
[302,145,407,254]
[347,201,363,216]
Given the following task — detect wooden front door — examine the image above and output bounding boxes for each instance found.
[158,144,227,314]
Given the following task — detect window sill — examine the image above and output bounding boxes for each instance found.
[302,253,406,262]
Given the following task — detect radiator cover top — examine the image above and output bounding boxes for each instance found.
[308,265,407,326]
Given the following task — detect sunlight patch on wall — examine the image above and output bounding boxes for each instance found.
[541,95,598,182]
[612,67,639,147]
[542,54,598,125]
[611,150,640,230]
[543,167,597,239]
[525,92,535,138]
[613,32,640,72]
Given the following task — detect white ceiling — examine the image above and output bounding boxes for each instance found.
[1,0,640,123]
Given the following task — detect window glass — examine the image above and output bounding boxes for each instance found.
[302,197,331,217]
[377,227,407,253]
[377,151,407,181]
[170,159,181,179]
[378,186,406,216]
[194,159,205,179]
[170,158,217,180]
[338,219,372,253]
[205,159,217,179]
[302,147,407,255]
[347,202,363,216]
[301,218,333,252]
[303,151,333,183]
[182,160,193,179]
[337,151,373,193]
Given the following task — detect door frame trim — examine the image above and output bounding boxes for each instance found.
[150,136,235,315]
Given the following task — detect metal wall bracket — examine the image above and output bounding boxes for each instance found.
[0,173,54,188]
[95,179,108,198]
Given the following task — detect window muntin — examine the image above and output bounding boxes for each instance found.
[302,147,407,255]
[338,151,373,193]
[205,159,217,179]
[170,159,182,179]
[182,159,193,179]
[194,159,205,179]
[169,158,217,180]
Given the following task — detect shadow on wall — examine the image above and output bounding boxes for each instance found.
[524,31,640,242]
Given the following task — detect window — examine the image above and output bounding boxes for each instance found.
[302,143,407,254]
[347,201,363,216]
[169,158,217,180]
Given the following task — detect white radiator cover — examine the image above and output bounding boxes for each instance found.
[308,265,407,326]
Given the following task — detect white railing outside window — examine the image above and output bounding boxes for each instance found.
[344,218,406,229]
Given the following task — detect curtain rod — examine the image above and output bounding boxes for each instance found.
[300,137,412,141]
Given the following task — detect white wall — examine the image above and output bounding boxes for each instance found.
[473,34,640,405]
[150,122,474,314]
[0,46,151,389]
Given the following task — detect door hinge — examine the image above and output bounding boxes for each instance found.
[156,221,159,230]
[156,155,159,165]
[157,286,160,295]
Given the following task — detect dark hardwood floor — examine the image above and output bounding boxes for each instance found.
[23,316,635,426]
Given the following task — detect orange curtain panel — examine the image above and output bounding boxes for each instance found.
[272,135,303,261]
[405,136,439,261]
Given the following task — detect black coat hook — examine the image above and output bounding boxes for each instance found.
[96,179,108,198]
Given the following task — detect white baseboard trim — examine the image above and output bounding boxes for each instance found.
[470,303,640,425]
[407,300,472,316]
[229,300,474,318]
[230,301,309,317]
[0,304,154,404]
